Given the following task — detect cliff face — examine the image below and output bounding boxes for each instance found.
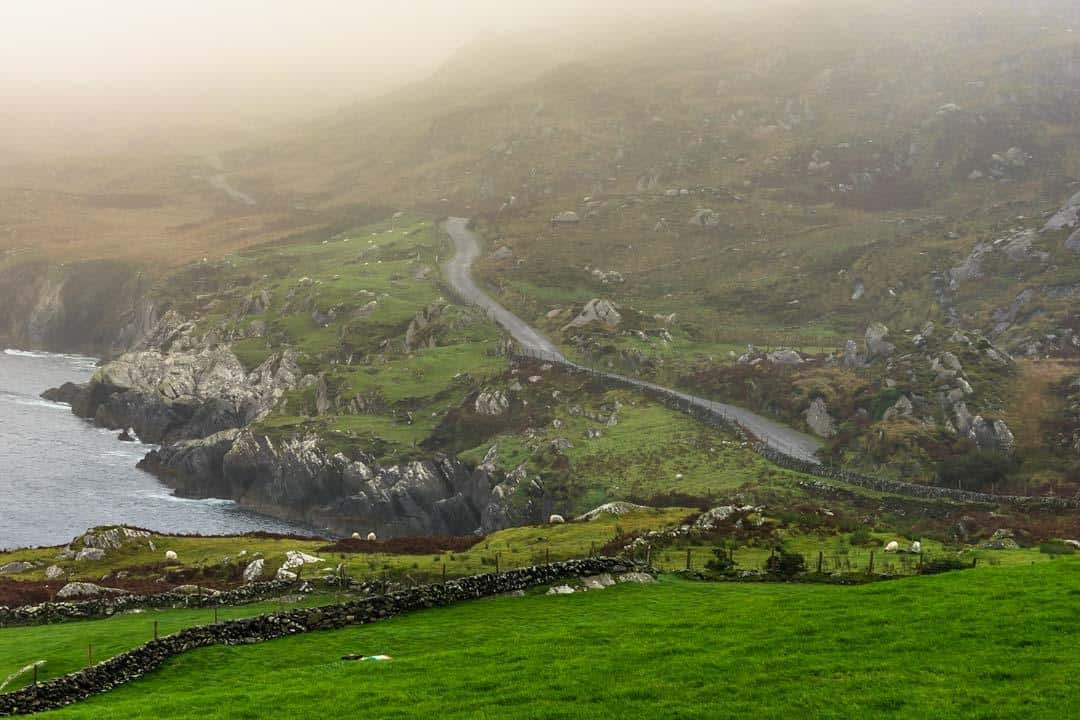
[139,429,531,537]
[0,260,156,359]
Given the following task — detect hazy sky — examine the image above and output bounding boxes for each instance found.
[1,1,694,90]
[0,0,782,157]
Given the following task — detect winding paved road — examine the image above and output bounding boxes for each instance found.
[443,217,824,464]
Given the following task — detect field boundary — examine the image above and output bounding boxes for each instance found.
[0,558,634,716]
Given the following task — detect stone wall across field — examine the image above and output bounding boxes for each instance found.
[513,351,1080,511]
[0,558,634,716]
[0,580,296,628]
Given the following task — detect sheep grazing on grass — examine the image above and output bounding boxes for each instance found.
[548,514,566,525]
[884,541,899,552]
[367,532,377,542]
[164,550,179,563]
[911,540,922,554]
[352,532,361,540]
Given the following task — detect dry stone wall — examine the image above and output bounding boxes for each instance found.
[0,580,295,628]
[0,558,634,716]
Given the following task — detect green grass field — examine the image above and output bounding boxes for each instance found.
[15,560,1080,719]
[0,596,336,694]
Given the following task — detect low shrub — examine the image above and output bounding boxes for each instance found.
[1039,541,1076,556]
[705,546,737,577]
[918,557,969,575]
[765,549,807,580]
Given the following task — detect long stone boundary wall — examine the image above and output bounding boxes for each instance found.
[0,580,296,628]
[512,351,1080,511]
[0,558,634,716]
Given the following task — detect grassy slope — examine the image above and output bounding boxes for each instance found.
[28,560,1080,719]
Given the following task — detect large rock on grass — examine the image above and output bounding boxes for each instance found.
[805,398,836,438]
[55,582,129,600]
[562,299,622,330]
[864,322,895,359]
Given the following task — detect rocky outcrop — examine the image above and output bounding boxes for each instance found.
[404,303,445,350]
[805,398,836,438]
[688,208,721,227]
[767,349,804,367]
[562,299,622,330]
[0,562,34,575]
[953,402,1015,452]
[55,583,130,600]
[474,389,510,416]
[948,229,1049,290]
[55,325,302,444]
[1043,190,1080,232]
[1067,228,1080,253]
[864,322,895,359]
[141,430,531,537]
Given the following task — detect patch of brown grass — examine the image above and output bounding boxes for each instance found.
[1006,360,1075,450]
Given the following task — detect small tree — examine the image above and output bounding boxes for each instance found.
[706,545,737,577]
[765,548,806,580]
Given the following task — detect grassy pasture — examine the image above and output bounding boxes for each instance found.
[13,560,1080,719]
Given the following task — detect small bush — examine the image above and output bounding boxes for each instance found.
[1040,541,1076,556]
[705,546,737,577]
[849,527,876,546]
[765,549,807,580]
[919,557,968,575]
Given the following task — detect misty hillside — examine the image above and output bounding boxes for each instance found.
[209,0,1079,489]
[2,0,1078,505]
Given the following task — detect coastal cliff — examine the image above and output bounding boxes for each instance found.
[139,430,530,537]
[0,260,156,359]
[41,307,531,537]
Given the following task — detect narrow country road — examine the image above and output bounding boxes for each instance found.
[443,217,824,464]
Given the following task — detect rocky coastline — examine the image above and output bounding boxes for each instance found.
[39,310,531,538]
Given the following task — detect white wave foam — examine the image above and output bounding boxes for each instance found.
[3,348,98,366]
[4,349,50,358]
[102,450,143,458]
[151,494,236,507]
[0,394,70,410]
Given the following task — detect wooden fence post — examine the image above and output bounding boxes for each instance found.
[868,551,875,574]
[686,548,692,570]
[817,551,824,574]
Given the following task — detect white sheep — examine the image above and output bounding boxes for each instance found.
[884,541,899,552]
[548,514,565,525]
[910,540,922,554]
[366,532,377,542]
[351,532,361,540]
[164,550,179,562]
